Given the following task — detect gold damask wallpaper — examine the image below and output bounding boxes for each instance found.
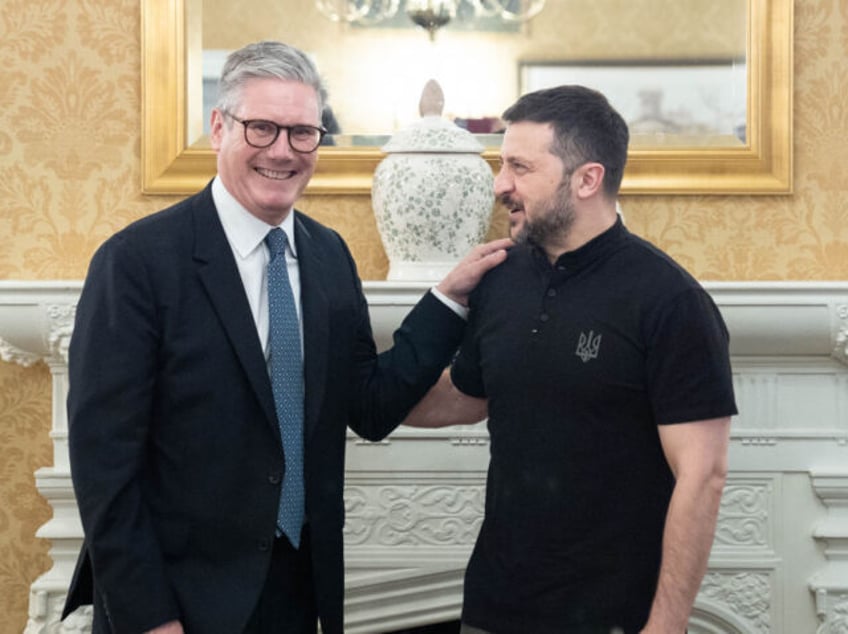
[0,1,846,631]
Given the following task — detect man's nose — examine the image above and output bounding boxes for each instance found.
[493,168,512,197]
[265,130,296,158]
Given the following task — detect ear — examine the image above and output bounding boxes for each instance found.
[209,108,225,151]
[573,162,605,200]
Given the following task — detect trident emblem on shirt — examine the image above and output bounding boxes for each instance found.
[575,330,602,363]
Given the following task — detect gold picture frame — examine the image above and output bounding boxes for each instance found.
[141,0,792,196]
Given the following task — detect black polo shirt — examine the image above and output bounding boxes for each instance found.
[452,217,737,633]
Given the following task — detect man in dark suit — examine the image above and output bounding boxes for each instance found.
[62,41,510,634]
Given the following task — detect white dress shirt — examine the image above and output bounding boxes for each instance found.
[212,177,302,360]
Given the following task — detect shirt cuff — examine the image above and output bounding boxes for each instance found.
[430,288,469,321]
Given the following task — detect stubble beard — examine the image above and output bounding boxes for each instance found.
[513,176,575,250]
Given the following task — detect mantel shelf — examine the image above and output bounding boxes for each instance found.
[2,279,847,633]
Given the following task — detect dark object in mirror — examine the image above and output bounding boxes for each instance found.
[321,105,341,146]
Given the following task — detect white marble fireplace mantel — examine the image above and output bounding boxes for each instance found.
[1,280,848,633]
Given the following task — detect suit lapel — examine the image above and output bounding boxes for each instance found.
[294,214,330,439]
[190,189,279,437]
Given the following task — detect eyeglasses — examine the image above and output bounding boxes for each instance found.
[222,110,327,153]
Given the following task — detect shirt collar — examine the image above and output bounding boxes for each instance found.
[529,215,627,271]
[212,176,298,259]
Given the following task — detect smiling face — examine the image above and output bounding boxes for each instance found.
[494,121,573,250]
[210,77,322,225]
[513,172,576,250]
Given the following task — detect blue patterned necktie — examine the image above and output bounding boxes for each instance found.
[265,228,305,548]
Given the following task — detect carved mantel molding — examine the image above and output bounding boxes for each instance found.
[2,280,848,633]
[810,473,848,634]
[836,303,848,365]
[0,282,80,366]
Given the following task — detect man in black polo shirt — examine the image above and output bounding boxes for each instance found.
[404,85,736,634]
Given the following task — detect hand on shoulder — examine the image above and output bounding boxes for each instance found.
[436,238,513,306]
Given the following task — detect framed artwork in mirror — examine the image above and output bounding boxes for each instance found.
[520,60,748,145]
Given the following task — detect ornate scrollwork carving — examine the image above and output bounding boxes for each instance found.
[699,572,771,633]
[714,483,770,548]
[24,594,91,633]
[816,594,848,634]
[0,337,41,367]
[344,484,484,546]
[0,302,76,367]
[46,303,76,363]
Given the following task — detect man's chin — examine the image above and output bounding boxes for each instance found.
[511,224,530,244]
[258,185,304,213]
[508,213,526,241]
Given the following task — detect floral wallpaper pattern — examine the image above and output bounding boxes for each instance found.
[0,363,51,632]
[0,1,847,632]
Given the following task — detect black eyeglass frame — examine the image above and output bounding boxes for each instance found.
[221,110,327,153]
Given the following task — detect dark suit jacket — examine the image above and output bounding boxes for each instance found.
[62,183,464,633]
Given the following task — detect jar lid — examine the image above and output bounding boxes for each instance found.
[382,116,485,153]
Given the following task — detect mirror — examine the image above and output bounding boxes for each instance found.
[142,0,792,195]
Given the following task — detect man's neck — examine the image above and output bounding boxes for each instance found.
[543,206,618,263]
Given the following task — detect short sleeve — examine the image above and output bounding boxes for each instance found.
[645,287,738,425]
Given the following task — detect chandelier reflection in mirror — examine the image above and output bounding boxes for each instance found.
[315,0,545,40]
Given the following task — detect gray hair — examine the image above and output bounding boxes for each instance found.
[216,41,327,116]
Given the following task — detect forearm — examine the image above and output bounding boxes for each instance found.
[402,368,488,428]
[641,470,726,633]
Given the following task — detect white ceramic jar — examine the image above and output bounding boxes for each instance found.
[372,83,495,281]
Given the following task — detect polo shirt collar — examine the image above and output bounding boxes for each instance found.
[529,215,628,271]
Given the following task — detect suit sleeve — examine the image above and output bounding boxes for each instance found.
[67,234,180,631]
[336,239,467,441]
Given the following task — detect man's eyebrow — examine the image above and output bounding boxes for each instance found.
[501,155,532,166]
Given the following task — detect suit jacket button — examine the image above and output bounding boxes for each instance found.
[259,538,271,551]
[268,473,281,485]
